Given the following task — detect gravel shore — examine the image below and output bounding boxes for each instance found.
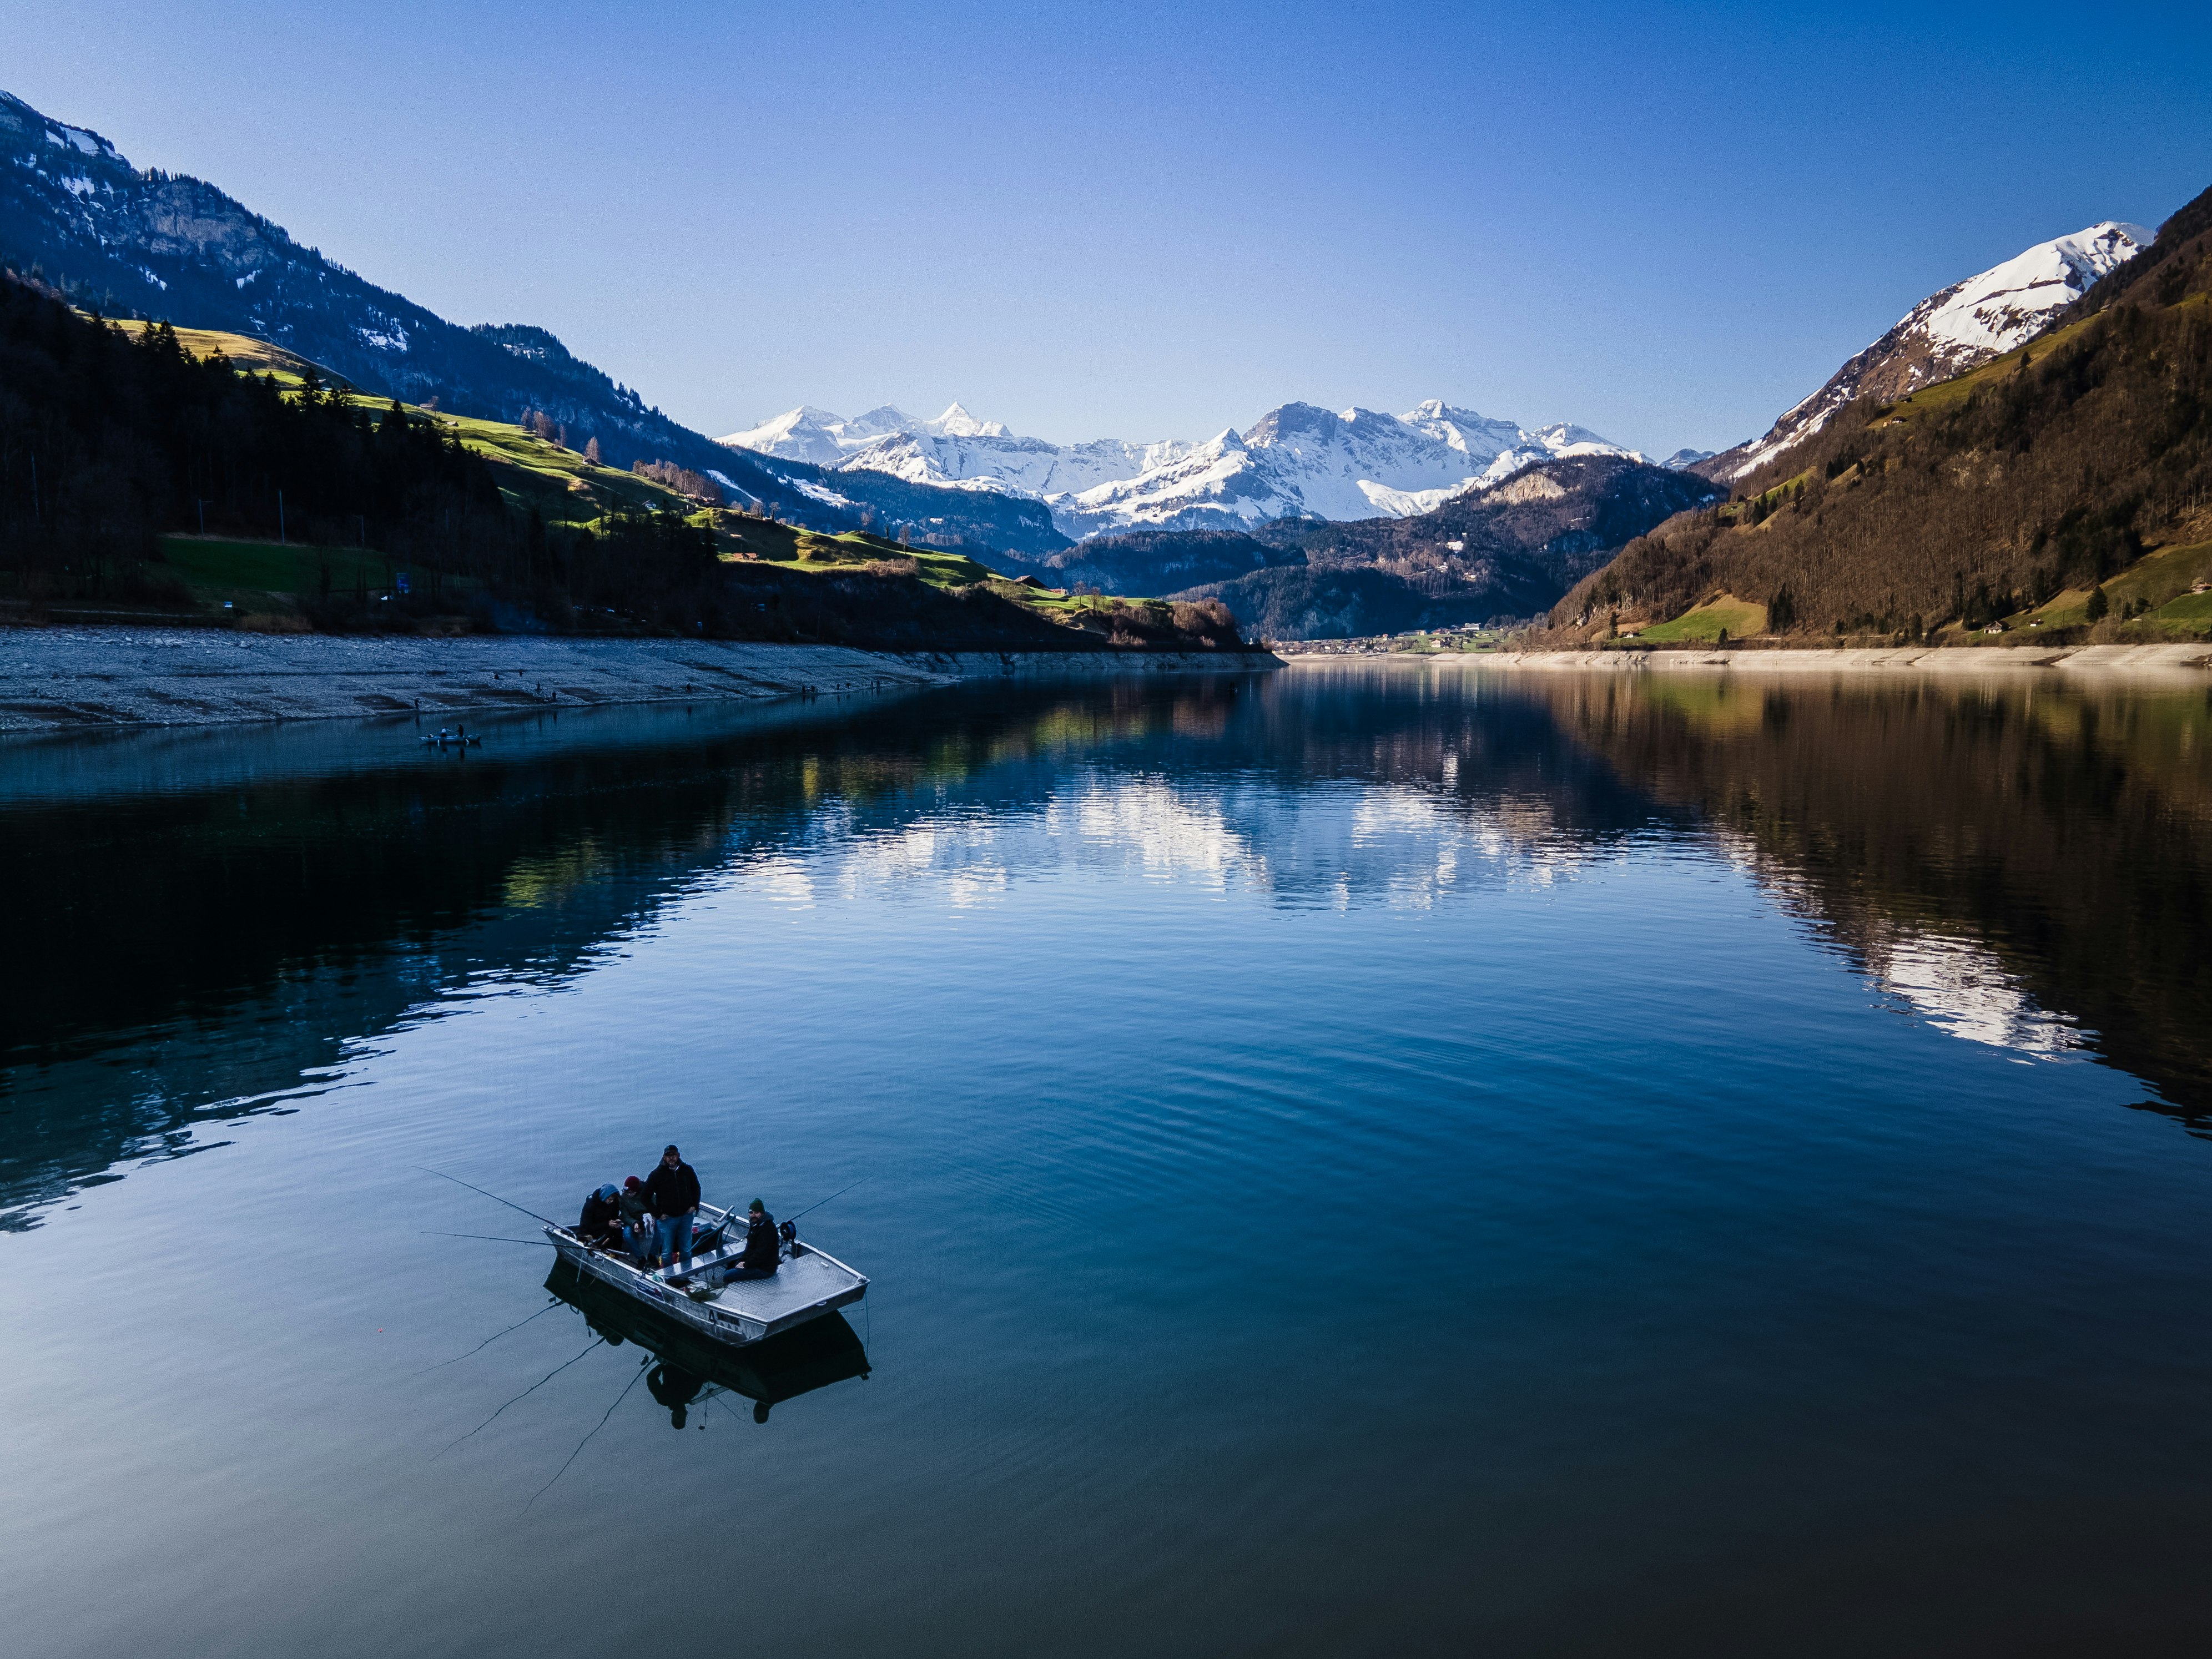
[1291,643,2212,677]
[0,627,1277,732]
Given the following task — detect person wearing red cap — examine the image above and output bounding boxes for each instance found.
[615,1175,655,1263]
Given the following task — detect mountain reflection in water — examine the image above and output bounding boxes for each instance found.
[6,665,2210,1227]
[1528,670,2212,1123]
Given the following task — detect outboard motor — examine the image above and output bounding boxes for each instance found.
[779,1219,798,1258]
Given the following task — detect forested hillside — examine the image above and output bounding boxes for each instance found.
[1540,185,2212,644]
[0,280,1239,651]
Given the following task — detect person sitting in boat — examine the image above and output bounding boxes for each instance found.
[616,1175,656,1264]
[725,1199,780,1280]
[643,1145,702,1276]
[577,1183,624,1249]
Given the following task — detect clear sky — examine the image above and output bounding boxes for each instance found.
[8,1,2209,454]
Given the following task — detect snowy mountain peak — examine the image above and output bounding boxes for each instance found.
[929,402,1008,438]
[1705,220,2151,482]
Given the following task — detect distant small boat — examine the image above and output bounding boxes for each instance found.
[545,1202,867,1348]
[420,732,481,747]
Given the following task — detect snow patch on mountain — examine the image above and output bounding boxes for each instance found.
[717,401,1012,465]
[1708,221,2150,483]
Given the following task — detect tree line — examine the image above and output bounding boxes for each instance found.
[0,276,742,631]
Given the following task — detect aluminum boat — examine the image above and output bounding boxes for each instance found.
[543,1202,866,1347]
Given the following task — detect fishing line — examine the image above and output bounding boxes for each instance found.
[525,1357,650,1511]
[412,1300,560,1375]
[788,1176,869,1224]
[422,1231,553,1247]
[432,1337,604,1460]
[417,1166,563,1230]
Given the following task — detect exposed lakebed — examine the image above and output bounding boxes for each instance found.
[6,665,2212,1655]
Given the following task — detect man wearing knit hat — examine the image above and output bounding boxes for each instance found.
[642,1144,702,1277]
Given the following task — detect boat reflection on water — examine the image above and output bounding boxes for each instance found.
[542,1262,871,1426]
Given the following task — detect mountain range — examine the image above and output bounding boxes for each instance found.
[722,396,1652,538]
[0,88,1073,558]
[4,78,2195,651]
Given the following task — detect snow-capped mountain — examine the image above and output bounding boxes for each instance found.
[1705,221,2150,483]
[717,402,1009,463]
[837,429,1203,500]
[1050,402,1642,536]
[722,397,1642,538]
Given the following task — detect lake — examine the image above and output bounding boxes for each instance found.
[6,661,2212,1656]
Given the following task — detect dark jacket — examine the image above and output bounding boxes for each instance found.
[617,1186,652,1224]
[643,1160,701,1217]
[740,1211,779,1272]
[578,1190,622,1239]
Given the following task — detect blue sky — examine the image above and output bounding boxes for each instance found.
[9,1,2209,453]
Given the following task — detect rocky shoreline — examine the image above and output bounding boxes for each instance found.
[1291,643,2212,677]
[0,627,1280,732]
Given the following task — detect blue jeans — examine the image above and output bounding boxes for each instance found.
[656,1213,694,1273]
[624,1221,653,1260]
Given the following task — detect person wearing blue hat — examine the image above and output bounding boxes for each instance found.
[576,1182,624,1249]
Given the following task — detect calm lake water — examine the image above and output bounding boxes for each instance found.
[6,662,2212,1656]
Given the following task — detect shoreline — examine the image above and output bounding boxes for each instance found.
[1287,643,2212,677]
[0,627,1279,732]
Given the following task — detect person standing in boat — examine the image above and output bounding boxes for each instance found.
[726,1199,780,1280]
[643,1144,701,1276]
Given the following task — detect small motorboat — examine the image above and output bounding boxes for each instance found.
[543,1202,866,1348]
[420,730,482,747]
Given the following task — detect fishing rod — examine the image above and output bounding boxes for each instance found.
[418,1167,564,1231]
[424,1231,555,1247]
[786,1176,869,1225]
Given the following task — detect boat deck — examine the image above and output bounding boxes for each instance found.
[547,1209,866,1345]
[694,1249,862,1325]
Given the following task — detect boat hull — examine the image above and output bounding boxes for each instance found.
[545,1222,865,1348]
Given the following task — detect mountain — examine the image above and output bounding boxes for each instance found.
[725,396,1648,538]
[1543,185,2212,644]
[717,402,1011,465]
[1034,454,1720,639]
[0,88,1071,559]
[1698,221,2150,484]
[1053,401,1642,536]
